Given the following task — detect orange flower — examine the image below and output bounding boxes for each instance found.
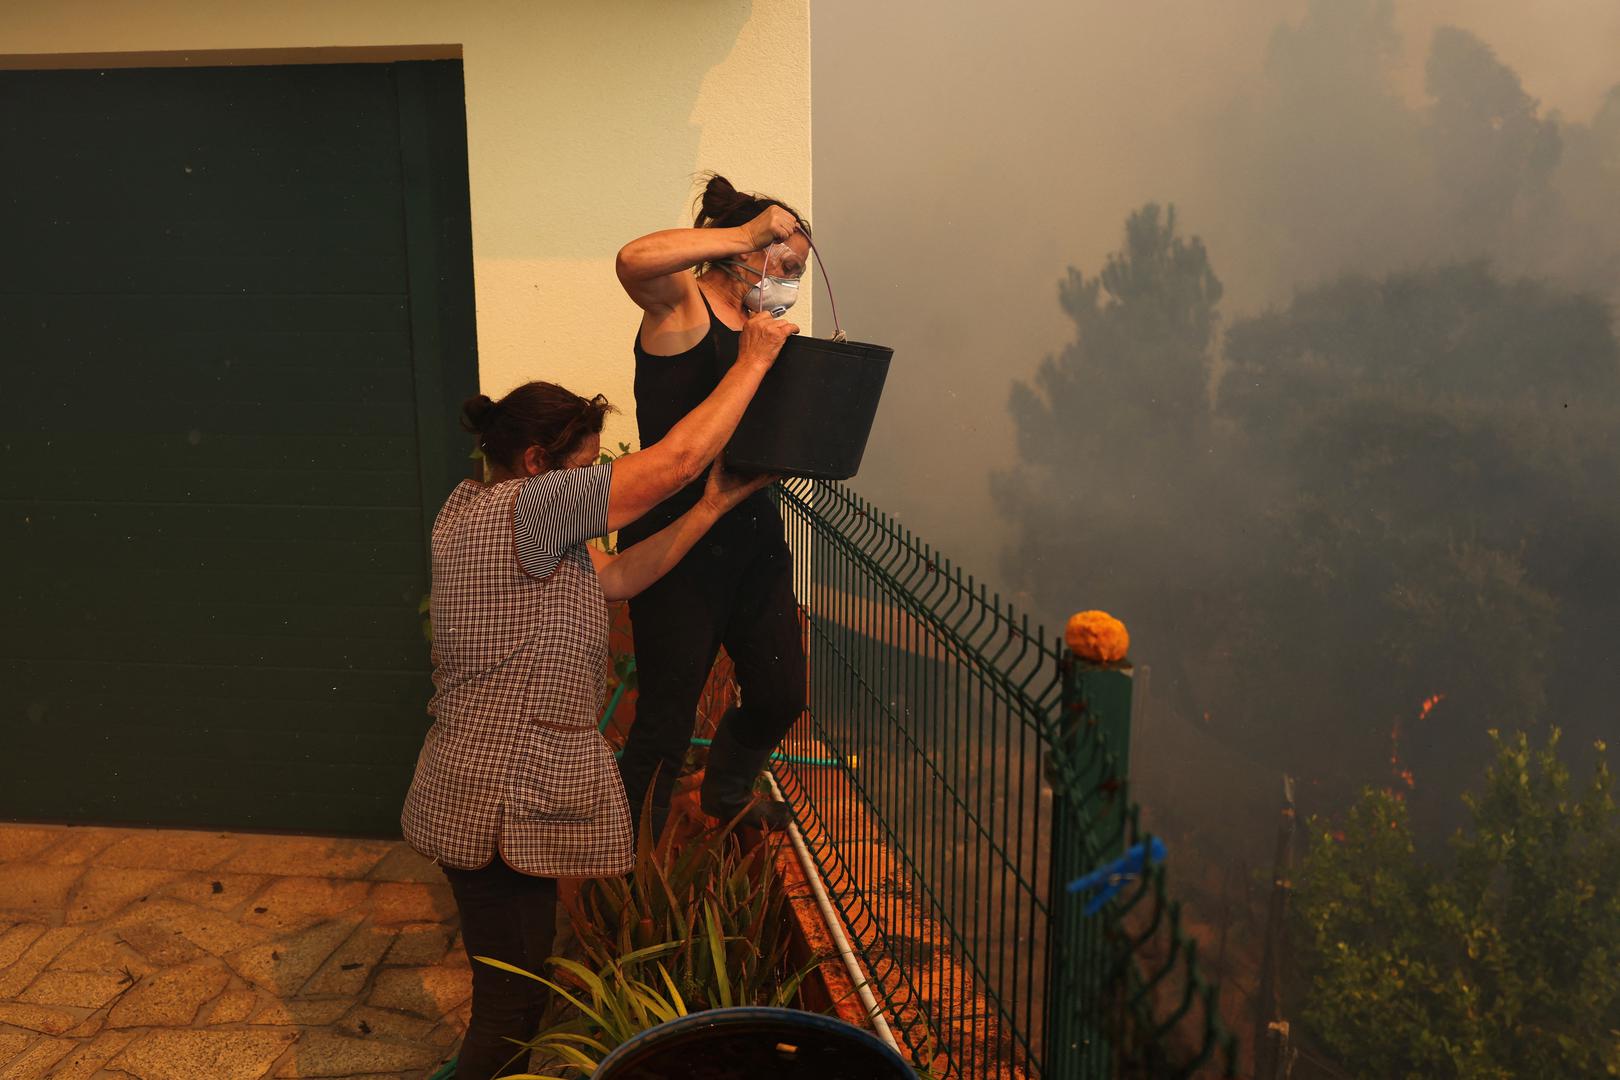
[1065,610,1129,663]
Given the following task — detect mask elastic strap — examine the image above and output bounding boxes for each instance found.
[717,260,758,284]
[798,229,845,342]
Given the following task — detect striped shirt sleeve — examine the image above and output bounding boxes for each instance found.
[512,462,614,580]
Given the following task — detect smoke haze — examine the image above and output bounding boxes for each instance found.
[811,0,1620,596]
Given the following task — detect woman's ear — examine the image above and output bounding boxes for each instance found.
[522,445,547,476]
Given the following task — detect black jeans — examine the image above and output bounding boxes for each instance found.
[617,506,807,820]
[442,858,558,1080]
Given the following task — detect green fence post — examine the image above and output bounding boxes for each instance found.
[1045,623,1133,1079]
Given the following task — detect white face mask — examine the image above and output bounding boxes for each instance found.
[723,243,803,317]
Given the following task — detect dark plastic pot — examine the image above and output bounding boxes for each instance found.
[593,1006,915,1080]
[724,335,894,481]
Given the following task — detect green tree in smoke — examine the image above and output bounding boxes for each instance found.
[1001,202,1620,822]
[1210,1,1620,306]
[1218,262,1620,809]
[1551,82,1620,295]
[1291,730,1620,1078]
[1210,0,1428,299]
[997,204,1230,720]
[1425,25,1562,248]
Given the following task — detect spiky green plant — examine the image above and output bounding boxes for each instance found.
[564,792,799,1011]
[479,898,812,1079]
[476,942,688,1079]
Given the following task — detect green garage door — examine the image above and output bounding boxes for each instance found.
[0,60,477,835]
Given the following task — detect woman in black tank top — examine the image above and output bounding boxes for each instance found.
[614,174,811,833]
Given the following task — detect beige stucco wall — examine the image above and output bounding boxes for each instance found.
[0,0,813,451]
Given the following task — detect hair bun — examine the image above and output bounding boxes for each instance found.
[699,173,740,219]
[460,394,500,435]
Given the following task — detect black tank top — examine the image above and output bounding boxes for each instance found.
[620,285,775,549]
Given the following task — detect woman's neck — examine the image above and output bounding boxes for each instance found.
[697,268,747,322]
[486,465,539,484]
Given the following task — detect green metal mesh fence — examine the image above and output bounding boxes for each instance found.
[769,478,1237,1078]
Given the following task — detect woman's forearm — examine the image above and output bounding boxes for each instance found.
[658,353,770,468]
[616,226,755,284]
[605,311,791,533]
[599,501,721,601]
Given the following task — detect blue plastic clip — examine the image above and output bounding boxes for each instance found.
[1065,837,1167,915]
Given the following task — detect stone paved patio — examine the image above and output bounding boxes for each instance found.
[0,823,468,1079]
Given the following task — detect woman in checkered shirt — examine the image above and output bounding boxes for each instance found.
[401,310,796,1080]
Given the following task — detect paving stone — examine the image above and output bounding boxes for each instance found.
[40,1029,136,1080]
[107,897,269,958]
[0,924,46,970]
[16,968,130,1009]
[167,908,272,958]
[226,917,361,995]
[97,830,244,872]
[101,898,203,935]
[0,865,82,919]
[302,925,394,997]
[367,965,472,1019]
[36,828,127,867]
[64,868,180,925]
[202,987,260,1025]
[383,924,453,968]
[0,1031,35,1063]
[271,1031,440,1077]
[336,1005,437,1042]
[221,837,393,880]
[0,1002,81,1036]
[50,931,157,979]
[364,846,442,884]
[107,959,230,1029]
[242,878,372,934]
[0,927,84,998]
[108,1028,296,1080]
[0,1036,71,1079]
[368,882,455,926]
[0,827,63,863]
[250,996,353,1026]
[113,920,209,966]
[160,872,270,913]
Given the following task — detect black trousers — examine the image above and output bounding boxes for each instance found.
[442,858,558,1080]
[617,505,807,819]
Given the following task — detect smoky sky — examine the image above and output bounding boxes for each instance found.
[809,0,1620,606]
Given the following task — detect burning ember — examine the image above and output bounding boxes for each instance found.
[1388,694,1446,797]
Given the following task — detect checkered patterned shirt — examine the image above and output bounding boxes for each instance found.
[401,464,634,877]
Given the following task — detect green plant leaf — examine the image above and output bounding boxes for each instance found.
[656,961,688,1016]
[704,899,734,1009]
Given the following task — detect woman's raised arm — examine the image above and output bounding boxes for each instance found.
[615,205,800,313]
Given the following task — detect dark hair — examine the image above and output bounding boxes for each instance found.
[692,173,809,274]
[462,382,615,474]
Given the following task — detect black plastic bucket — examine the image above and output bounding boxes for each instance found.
[724,335,893,481]
[593,1006,914,1080]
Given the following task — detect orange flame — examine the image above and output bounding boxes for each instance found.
[1388,694,1445,798]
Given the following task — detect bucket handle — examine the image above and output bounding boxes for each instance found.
[799,228,846,343]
